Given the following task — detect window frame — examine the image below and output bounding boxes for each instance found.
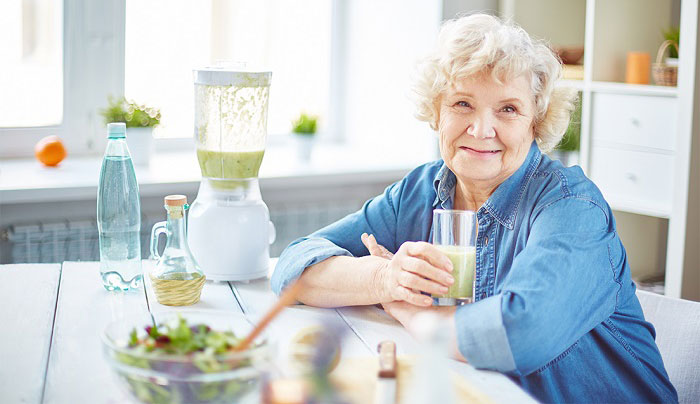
[326,0,346,143]
[0,0,125,159]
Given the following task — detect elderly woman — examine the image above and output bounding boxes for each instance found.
[271,13,677,404]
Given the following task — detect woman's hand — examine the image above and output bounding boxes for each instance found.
[381,301,456,328]
[361,233,455,307]
[361,233,394,259]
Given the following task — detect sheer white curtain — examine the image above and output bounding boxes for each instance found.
[342,0,441,158]
[0,0,63,127]
[125,0,442,153]
[125,0,332,139]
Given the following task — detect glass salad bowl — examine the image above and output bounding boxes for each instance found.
[102,310,273,404]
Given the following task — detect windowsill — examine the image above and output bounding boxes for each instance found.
[0,140,437,204]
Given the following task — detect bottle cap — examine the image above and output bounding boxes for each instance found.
[107,122,126,138]
[164,195,187,206]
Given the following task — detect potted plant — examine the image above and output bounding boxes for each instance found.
[100,96,161,166]
[552,95,581,167]
[662,26,680,65]
[291,112,318,161]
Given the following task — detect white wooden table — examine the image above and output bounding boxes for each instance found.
[0,260,536,404]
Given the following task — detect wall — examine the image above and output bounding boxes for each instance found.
[614,210,668,282]
[443,0,499,19]
[499,0,585,47]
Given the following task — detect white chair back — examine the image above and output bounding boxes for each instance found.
[637,290,700,404]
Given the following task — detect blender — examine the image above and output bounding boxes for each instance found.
[187,67,275,281]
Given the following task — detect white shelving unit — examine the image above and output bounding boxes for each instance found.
[501,0,700,300]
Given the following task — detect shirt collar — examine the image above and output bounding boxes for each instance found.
[432,162,455,209]
[432,141,542,229]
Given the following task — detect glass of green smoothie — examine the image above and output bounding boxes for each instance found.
[431,209,477,306]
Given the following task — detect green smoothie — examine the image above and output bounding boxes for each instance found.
[197,149,265,178]
[432,245,475,300]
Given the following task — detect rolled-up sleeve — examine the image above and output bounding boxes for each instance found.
[455,294,517,371]
[270,237,353,294]
[455,197,621,376]
[270,180,403,295]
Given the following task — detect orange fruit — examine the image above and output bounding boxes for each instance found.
[35,135,67,166]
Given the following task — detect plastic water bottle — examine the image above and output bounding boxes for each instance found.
[97,123,143,291]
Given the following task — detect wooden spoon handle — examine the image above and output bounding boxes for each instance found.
[235,280,303,352]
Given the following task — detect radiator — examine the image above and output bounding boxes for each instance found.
[1,201,363,264]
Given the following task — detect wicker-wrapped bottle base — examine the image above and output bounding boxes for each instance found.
[150,273,206,306]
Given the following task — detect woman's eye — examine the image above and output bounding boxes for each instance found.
[501,105,516,113]
[455,101,471,108]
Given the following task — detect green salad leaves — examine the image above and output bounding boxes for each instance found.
[109,315,263,404]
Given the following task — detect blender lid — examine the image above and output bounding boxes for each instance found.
[193,66,272,87]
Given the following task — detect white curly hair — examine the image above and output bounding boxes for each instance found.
[412,13,577,153]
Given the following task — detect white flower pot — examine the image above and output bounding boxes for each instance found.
[294,134,315,161]
[665,57,679,66]
[125,127,153,166]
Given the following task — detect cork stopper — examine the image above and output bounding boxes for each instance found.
[164,195,187,206]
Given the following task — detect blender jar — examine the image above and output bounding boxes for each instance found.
[194,68,271,188]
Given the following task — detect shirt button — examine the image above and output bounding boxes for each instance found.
[484,236,489,246]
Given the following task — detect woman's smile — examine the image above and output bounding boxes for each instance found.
[459,146,502,159]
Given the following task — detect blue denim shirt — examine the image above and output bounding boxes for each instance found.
[271,142,678,403]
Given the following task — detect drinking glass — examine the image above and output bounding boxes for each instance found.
[431,209,477,306]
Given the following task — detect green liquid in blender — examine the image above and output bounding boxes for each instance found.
[196,150,265,189]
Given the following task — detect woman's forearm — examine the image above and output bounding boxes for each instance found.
[296,255,389,307]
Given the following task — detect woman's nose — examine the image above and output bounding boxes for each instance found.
[467,114,496,139]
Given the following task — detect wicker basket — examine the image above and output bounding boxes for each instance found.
[652,40,679,86]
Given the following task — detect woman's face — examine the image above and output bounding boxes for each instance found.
[437,72,536,189]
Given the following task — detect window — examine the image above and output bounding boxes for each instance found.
[0,0,124,158]
[1,0,441,158]
[124,0,332,139]
[0,0,63,127]
[340,0,441,154]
